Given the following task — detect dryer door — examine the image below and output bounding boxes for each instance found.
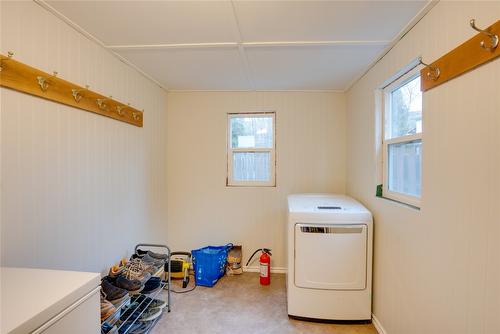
[294,223,367,290]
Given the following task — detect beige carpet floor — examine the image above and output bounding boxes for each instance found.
[152,273,377,334]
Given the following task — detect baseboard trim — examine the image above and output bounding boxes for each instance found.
[243,266,287,274]
[372,313,387,334]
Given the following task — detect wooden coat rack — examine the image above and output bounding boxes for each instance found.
[0,53,143,127]
[421,19,500,92]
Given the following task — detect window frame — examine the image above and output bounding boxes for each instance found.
[382,68,422,207]
[226,112,276,187]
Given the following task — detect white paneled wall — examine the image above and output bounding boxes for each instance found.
[346,2,500,334]
[0,2,168,273]
[166,91,346,268]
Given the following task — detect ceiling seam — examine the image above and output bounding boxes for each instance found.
[230,0,255,90]
[168,89,345,93]
[32,0,434,93]
[33,0,170,92]
[107,40,391,50]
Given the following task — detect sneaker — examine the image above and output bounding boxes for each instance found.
[142,254,165,268]
[139,307,162,322]
[128,320,156,334]
[122,263,152,284]
[142,277,162,294]
[106,310,121,326]
[128,258,159,275]
[119,303,142,323]
[109,264,124,278]
[101,322,118,334]
[100,291,117,321]
[120,258,129,267]
[101,278,128,304]
[131,295,167,310]
[118,321,143,334]
[135,249,149,258]
[147,250,168,261]
[115,275,143,295]
[151,299,167,309]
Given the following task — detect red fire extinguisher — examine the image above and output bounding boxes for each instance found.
[246,248,272,285]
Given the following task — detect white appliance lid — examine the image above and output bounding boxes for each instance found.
[287,194,372,220]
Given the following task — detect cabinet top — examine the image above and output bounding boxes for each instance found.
[1,267,100,334]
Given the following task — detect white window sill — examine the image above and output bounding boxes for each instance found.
[375,194,420,210]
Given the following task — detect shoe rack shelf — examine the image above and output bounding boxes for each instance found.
[102,244,172,334]
[117,281,168,334]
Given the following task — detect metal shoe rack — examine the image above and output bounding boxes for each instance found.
[101,244,171,334]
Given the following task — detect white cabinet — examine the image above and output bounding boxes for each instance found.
[1,267,100,334]
[33,288,100,334]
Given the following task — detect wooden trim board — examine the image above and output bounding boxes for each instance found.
[421,20,500,92]
[0,53,143,127]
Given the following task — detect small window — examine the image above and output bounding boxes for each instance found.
[382,69,422,206]
[227,112,276,187]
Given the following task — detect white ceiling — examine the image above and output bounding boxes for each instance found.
[44,1,431,91]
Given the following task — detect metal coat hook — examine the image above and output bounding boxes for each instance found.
[72,85,89,103]
[96,98,108,110]
[420,58,440,81]
[132,111,140,121]
[71,89,81,102]
[470,19,498,52]
[0,51,14,72]
[37,76,49,91]
[116,105,126,116]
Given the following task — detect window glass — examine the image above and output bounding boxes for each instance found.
[386,76,422,140]
[231,117,273,148]
[387,140,422,197]
[232,152,270,182]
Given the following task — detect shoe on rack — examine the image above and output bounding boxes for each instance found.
[109,264,124,278]
[120,321,154,334]
[128,258,160,275]
[141,254,165,268]
[115,275,144,295]
[100,290,117,321]
[101,322,118,334]
[147,250,169,261]
[118,321,143,334]
[126,320,156,334]
[131,295,167,310]
[135,249,149,258]
[122,262,152,284]
[142,277,162,294]
[139,307,163,322]
[119,303,142,323]
[101,278,128,304]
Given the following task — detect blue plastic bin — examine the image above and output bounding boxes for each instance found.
[192,243,232,287]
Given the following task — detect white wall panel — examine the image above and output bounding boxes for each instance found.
[166,91,346,268]
[346,2,500,334]
[0,1,168,274]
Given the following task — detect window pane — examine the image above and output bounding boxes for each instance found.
[231,116,273,148]
[388,140,421,197]
[233,152,270,182]
[386,76,422,139]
